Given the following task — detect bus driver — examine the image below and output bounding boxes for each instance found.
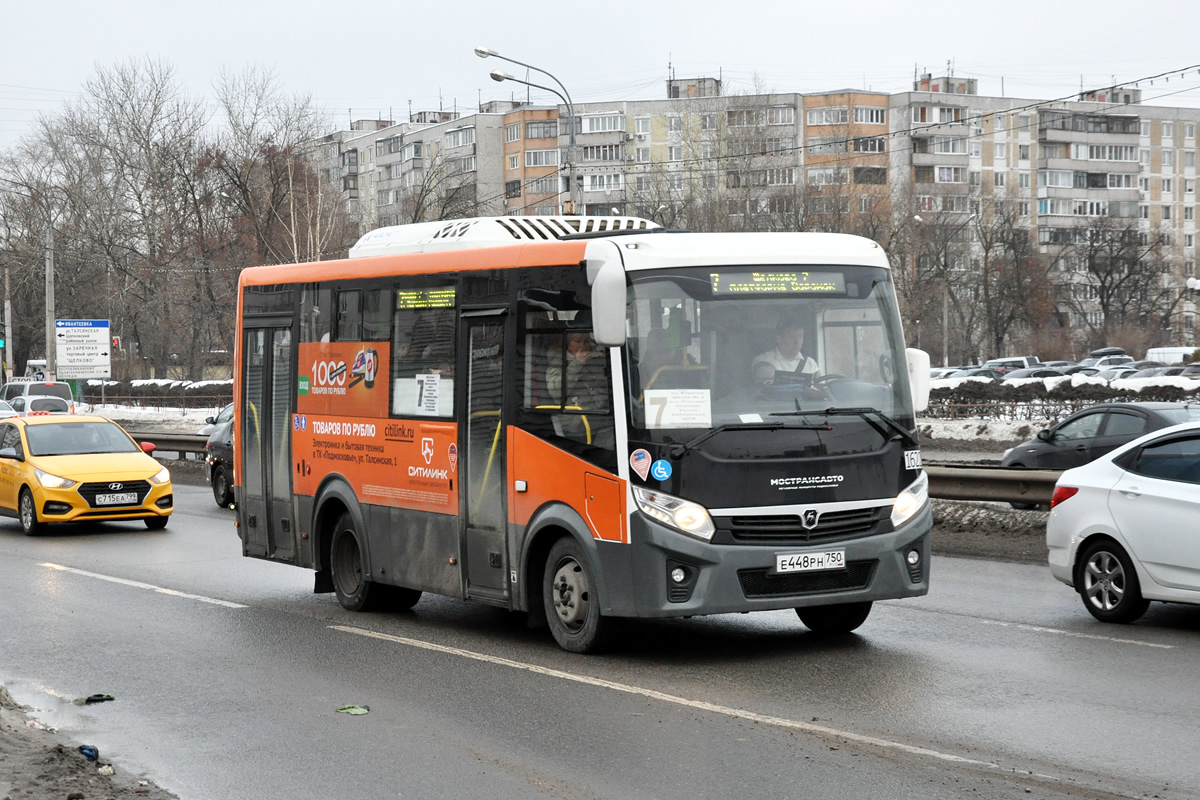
[752,319,818,384]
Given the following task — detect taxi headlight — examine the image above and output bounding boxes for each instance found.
[632,486,715,541]
[149,466,171,485]
[890,471,929,528]
[34,467,76,489]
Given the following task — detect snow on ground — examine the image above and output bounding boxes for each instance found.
[77,402,221,433]
[919,417,1043,444]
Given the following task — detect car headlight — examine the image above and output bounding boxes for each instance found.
[632,486,715,541]
[34,467,76,489]
[891,471,929,528]
[149,466,171,485]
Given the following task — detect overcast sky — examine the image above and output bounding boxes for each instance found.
[2,0,1198,149]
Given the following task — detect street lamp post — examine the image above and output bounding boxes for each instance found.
[475,46,581,215]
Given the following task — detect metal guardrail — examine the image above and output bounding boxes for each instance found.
[926,465,1061,506]
[128,432,210,458]
[129,433,1064,505]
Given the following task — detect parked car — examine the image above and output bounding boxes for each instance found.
[1079,347,1133,369]
[947,368,1004,380]
[982,356,1041,373]
[1041,360,1076,369]
[1126,367,1169,380]
[1062,365,1101,376]
[1001,402,1200,471]
[1000,367,1066,380]
[198,403,233,436]
[1096,367,1140,381]
[1125,360,1164,371]
[0,380,75,413]
[10,396,71,415]
[205,418,234,508]
[0,400,17,419]
[0,414,173,534]
[1047,420,1200,623]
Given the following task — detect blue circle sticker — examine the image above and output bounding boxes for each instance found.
[650,459,673,481]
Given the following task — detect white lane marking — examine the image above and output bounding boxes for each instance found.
[39,563,247,608]
[330,625,997,769]
[979,619,1173,649]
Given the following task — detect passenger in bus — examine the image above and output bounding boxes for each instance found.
[639,328,683,377]
[751,319,817,384]
[544,332,601,407]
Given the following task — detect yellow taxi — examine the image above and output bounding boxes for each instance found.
[0,414,173,535]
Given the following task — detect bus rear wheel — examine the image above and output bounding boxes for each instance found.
[796,601,873,634]
[331,513,381,612]
[543,537,611,654]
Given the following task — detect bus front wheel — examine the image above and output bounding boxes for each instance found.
[796,601,872,634]
[331,513,381,612]
[543,537,611,654]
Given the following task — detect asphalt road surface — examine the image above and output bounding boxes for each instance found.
[3,485,1198,799]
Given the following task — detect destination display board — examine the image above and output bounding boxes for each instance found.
[709,271,846,295]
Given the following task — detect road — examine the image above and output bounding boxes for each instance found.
[3,485,1198,799]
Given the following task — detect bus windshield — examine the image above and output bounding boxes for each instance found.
[625,265,914,447]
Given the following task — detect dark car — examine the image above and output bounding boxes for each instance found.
[205,418,234,508]
[948,368,1004,380]
[1062,365,1101,376]
[1001,402,1200,471]
[1000,367,1066,380]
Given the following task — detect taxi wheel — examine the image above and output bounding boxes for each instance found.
[145,516,168,530]
[796,601,873,634]
[19,488,45,536]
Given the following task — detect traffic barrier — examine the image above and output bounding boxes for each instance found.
[128,432,210,458]
[926,465,1060,506]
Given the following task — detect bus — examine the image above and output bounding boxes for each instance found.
[233,215,933,652]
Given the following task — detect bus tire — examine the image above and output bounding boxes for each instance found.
[796,601,873,634]
[543,537,611,654]
[330,512,381,612]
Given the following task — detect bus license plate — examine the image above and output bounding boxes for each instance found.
[96,492,138,506]
[775,550,845,574]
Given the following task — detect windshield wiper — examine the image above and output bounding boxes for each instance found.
[666,421,831,459]
[769,406,919,448]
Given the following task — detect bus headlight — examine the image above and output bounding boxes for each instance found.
[633,486,716,541]
[890,471,929,528]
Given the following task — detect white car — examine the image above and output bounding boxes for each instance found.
[1047,421,1200,623]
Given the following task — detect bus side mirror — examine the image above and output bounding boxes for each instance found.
[585,240,627,347]
[906,348,931,413]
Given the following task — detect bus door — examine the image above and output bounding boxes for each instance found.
[461,312,509,600]
[240,323,295,562]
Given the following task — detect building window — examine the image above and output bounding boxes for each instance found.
[525,149,559,167]
[459,156,476,173]
[1163,205,1173,221]
[505,180,522,199]
[526,120,557,139]
[994,142,1007,159]
[853,137,886,153]
[1163,122,1174,139]
[445,127,475,148]
[807,106,849,126]
[1163,178,1173,194]
[1141,121,1151,136]
[634,176,651,193]
[505,123,521,143]
[939,107,964,123]
[507,154,519,170]
[668,145,683,162]
[1140,205,1150,219]
[666,116,683,133]
[581,144,622,161]
[582,114,624,133]
[585,174,623,192]
[701,143,716,159]
[1187,235,1195,249]
[766,167,795,185]
[936,166,965,183]
[993,171,1006,188]
[1187,178,1196,194]
[1164,150,1175,168]
[1018,172,1030,188]
[1018,201,1030,216]
[727,109,761,127]
[912,106,929,123]
[1187,151,1196,168]
[635,147,650,163]
[1186,207,1195,221]
[668,174,684,191]
[934,136,967,154]
[1140,148,1151,165]
[1018,144,1031,160]
[807,167,849,185]
[767,106,795,125]
[853,107,886,125]
[529,176,558,195]
[699,113,717,131]
[854,166,886,185]
[635,117,650,134]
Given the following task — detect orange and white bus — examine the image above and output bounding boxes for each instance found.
[234,216,932,652]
